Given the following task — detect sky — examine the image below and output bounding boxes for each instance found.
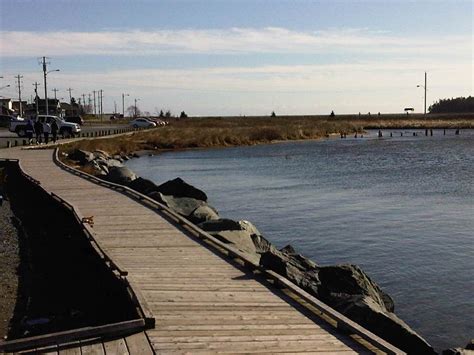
[0,0,472,116]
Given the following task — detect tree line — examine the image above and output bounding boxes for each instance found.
[429,96,474,113]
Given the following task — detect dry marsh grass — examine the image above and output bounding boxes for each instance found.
[60,114,473,157]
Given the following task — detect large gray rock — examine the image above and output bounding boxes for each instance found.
[317,265,394,312]
[128,177,160,195]
[105,159,123,168]
[189,205,219,224]
[198,218,242,232]
[161,195,206,217]
[68,149,94,165]
[105,166,137,185]
[260,246,320,294]
[339,296,436,355]
[157,177,208,201]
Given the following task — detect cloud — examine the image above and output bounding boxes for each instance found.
[0,27,470,57]
[7,58,470,115]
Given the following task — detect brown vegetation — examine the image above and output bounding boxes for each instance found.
[60,114,473,157]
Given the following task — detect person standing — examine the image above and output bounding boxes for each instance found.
[34,119,43,144]
[51,119,59,143]
[25,119,34,145]
[43,119,51,144]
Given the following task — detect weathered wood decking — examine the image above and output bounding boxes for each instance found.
[1,148,402,354]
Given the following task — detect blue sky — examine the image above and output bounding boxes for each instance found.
[0,0,472,115]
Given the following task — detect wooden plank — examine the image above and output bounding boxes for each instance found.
[124,332,153,355]
[80,341,105,355]
[103,337,129,355]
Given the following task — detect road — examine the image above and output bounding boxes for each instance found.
[0,123,130,148]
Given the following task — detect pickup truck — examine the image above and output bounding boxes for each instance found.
[10,115,81,138]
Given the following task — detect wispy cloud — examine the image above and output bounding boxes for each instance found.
[0,27,470,57]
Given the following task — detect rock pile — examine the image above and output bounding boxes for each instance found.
[66,148,437,354]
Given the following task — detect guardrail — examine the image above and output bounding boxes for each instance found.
[0,159,153,353]
[53,148,405,355]
[0,125,150,149]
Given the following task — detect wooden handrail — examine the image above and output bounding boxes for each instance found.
[0,319,145,353]
[53,148,404,354]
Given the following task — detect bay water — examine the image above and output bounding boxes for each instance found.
[126,129,474,350]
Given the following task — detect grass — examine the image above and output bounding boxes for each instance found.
[60,114,474,158]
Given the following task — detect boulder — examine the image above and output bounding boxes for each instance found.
[157,178,207,201]
[260,247,320,294]
[105,166,137,185]
[212,230,259,257]
[189,205,219,224]
[443,341,474,355]
[250,234,274,254]
[198,218,242,232]
[128,177,160,195]
[467,340,474,350]
[106,159,123,168]
[317,265,435,354]
[68,149,94,165]
[339,296,436,355]
[317,265,394,312]
[93,149,110,159]
[161,195,206,217]
[147,191,168,206]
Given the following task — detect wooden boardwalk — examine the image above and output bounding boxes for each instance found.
[0,148,401,354]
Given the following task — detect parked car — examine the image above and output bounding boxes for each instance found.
[147,117,166,126]
[0,114,15,128]
[10,115,81,138]
[129,118,156,128]
[64,115,84,125]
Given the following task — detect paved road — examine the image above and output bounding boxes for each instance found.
[0,123,130,148]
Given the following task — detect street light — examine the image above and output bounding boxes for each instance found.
[134,98,140,118]
[417,72,427,117]
[44,69,60,115]
[122,93,129,117]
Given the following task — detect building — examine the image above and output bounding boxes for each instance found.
[0,98,15,115]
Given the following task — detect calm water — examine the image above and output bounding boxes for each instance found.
[127,129,474,350]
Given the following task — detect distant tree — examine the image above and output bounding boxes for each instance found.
[271,111,276,117]
[159,110,164,118]
[180,111,188,118]
[429,96,474,113]
[70,97,77,106]
[165,110,172,118]
[126,105,141,117]
[330,110,335,117]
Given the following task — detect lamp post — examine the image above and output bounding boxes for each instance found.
[417,72,427,117]
[134,98,140,118]
[44,69,60,115]
[122,93,129,117]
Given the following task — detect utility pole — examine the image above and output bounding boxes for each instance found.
[15,74,23,116]
[114,101,117,114]
[67,88,73,103]
[33,82,40,116]
[93,90,97,116]
[52,88,59,100]
[42,56,48,115]
[100,90,104,121]
[82,93,86,113]
[122,93,129,117]
[424,72,427,117]
[88,93,92,114]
